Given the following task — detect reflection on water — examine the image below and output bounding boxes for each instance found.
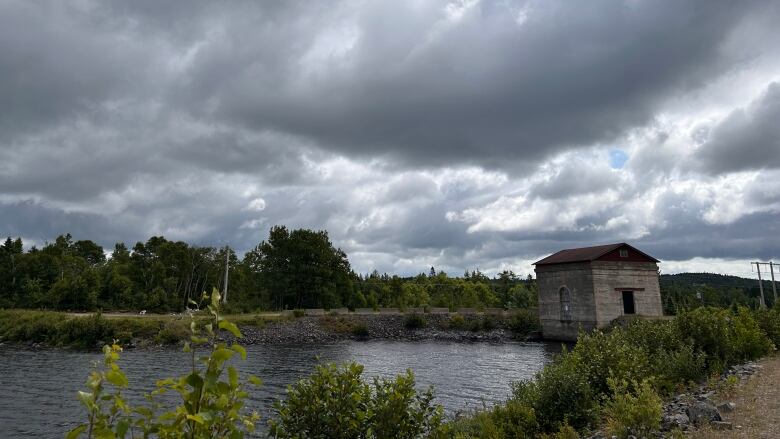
[0,341,560,438]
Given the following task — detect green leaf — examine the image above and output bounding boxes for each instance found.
[248,375,263,386]
[219,320,242,338]
[186,414,206,424]
[231,344,247,360]
[77,391,93,409]
[66,424,87,439]
[116,419,130,438]
[228,366,238,388]
[212,348,235,363]
[185,373,204,390]
[106,370,129,387]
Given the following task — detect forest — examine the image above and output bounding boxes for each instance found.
[0,227,773,313]
[0,227,534,312]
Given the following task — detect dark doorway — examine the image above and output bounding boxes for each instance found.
[622,291,635,315]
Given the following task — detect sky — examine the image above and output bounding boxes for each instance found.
[1,0,779,278]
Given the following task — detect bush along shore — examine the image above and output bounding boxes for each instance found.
[449,305,780,438]
[0,308,542,349]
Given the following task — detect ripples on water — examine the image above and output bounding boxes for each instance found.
[0,341,559,438]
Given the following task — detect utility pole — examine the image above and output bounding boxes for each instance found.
[770,261,778,304]
[755,262,766,308]
[752,261,779,308]
[223,246,230,304]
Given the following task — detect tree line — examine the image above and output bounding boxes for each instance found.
[0,227,535,312]
[1,227,768,313]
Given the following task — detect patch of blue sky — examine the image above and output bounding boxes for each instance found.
[609,148,628,169]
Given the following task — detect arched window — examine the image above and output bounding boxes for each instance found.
[559,287,572,321]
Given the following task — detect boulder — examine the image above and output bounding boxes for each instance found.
[686,401,722,426]
[662,413,690,430]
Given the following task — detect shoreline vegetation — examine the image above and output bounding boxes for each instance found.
[2,230,772,321]
[0,308,543,349]
[60,298,780,438]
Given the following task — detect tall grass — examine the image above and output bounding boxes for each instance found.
[0,310,187,348]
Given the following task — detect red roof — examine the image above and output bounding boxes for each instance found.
[533,243,659,265]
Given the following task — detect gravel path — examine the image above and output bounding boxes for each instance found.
[690,354,780,439]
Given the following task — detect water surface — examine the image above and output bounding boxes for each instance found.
[0,341,558,438]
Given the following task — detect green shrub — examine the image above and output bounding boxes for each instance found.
[56,313,114,348]
[154,321,188,344]
[292,309,305,318]
[370,371,445,439]
[320,316,370,337]
[269,362,445,438]
[448,314,466,329]
[653,343,707,393]
[542,422,580,439]
[619,319,706,393]
[571,328,652,397]
[450,399,538,438]
[730,306,774,361]
[754,307,780,347]
[351,322,369,337]
[404,313,427,329]
[513,353,597,432]
[480,316,496,331]
[674,307,734,372]
[507,309,541,336]
[604,379,662,439]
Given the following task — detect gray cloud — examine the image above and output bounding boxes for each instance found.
[205,0,749,167]
[1,0,779,277]
[697,82,780,173]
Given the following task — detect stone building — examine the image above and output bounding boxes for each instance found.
[533,243,663,341]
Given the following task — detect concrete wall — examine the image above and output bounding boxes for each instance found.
[591,261,662,326]
[535,262,597,341]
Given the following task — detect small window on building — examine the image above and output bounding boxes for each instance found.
[559,287,572,321]
[619,249,628,258]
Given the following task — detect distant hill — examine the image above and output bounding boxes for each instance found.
[659,272,777,312]
[660,272,772,290]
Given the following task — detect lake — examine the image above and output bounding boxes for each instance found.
[0,340,559,438]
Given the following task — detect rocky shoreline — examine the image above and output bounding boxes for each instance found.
[239,313,541,344]
[0,313,542,350]
[586,361,763,439]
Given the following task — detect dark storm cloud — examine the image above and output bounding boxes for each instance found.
[0,200,130,246]
[697,82,780,173]
[635,211,780,262]
[1,0,779,276]
[205,0,748,167]
[0,1,155,140]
